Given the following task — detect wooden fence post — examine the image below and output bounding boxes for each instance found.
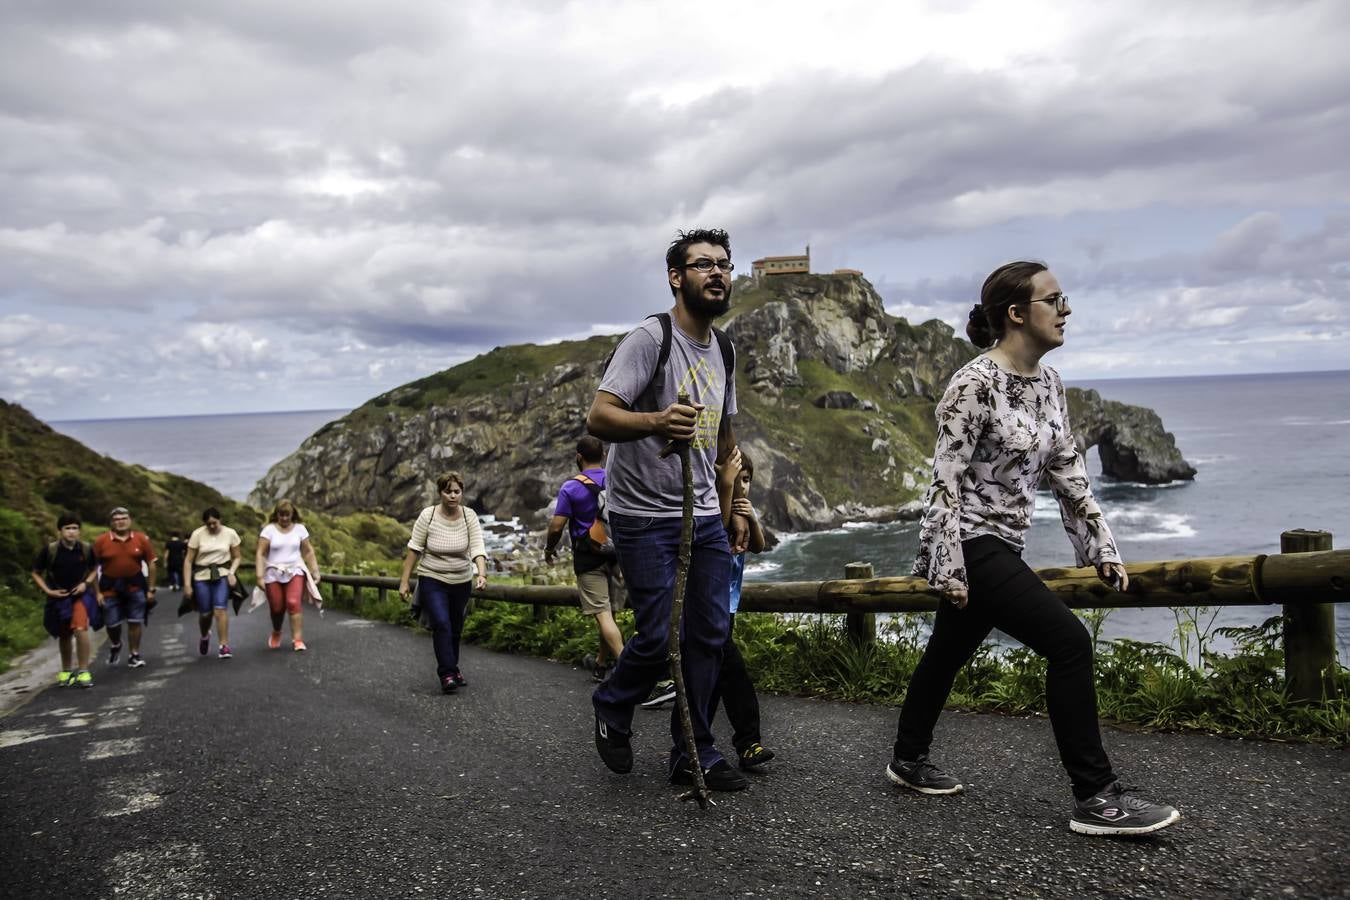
[1280,529,1338,702]
[844,561,876,645]
[531,575,550,622]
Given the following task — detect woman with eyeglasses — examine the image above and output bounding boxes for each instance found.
[886,261,1181,836]
[398,471,488,693]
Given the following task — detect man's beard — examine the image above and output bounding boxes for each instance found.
[680,277,732,317]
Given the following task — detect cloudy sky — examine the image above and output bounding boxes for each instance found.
[2,0,1347,421]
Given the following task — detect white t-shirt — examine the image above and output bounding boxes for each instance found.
[188,525,241,570]
[260,523,309,570]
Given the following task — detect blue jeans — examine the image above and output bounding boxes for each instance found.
[193,578,230,613]
[593,512,731,769]
[418,578,471,679]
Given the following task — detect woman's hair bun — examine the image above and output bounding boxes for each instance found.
[965,303,994,348]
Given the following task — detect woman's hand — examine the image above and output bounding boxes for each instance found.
[398,581,412,602]
[1097,562,1129,592]
[474,573,487,590]
[184,583,194,600]
[942,586,969,609]
[226,572,237,587]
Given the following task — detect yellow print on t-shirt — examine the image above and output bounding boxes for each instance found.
[678,358,722,450]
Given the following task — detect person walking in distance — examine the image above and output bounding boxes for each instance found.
[889,261,1180,836]
[397,472,488,693]
[586,228,748,792]
[93,506,157,669]
[184,507,242,659]
[30,514,99,687]
[256,499,320,652]
[164,531,188,592]
[544,436,627,682]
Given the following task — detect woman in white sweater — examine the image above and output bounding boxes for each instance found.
[398,471,487,694]
[888,261,1180,837]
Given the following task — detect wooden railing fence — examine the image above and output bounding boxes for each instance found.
[321,529,1345,702]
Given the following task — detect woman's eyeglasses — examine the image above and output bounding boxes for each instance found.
[1029,293,1068,314]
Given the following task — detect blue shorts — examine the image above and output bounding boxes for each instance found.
[103,588,148,628]
[193,578,231,613]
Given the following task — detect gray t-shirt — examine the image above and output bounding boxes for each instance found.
[598,317,738,518]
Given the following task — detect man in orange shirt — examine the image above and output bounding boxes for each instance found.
[93,507,158,668]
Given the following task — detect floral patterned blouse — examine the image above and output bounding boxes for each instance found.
[912,355,1122,591]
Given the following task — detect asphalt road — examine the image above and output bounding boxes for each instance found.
[2,595,1346,899]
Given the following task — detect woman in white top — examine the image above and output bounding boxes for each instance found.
[888,261,1180,837]
[398,471,487,693]
[255,499,321,652]
[183,506,242,659]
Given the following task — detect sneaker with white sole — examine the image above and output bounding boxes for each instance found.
[639,680,677,710]
[1070,783,1180,836]
[127,653,146,668]
[886,755,964,795]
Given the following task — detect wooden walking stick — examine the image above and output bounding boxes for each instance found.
[659,391,711,808]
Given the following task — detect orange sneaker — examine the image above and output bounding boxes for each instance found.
[293,640,307,652]
[268,631,282,649]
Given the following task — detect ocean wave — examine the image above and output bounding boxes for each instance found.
[1111,510,1196,541]
[745,560,782,576]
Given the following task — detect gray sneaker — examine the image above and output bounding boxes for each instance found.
[886,755,964,795]
[1070,783,1180,836]
[639,680,677,710]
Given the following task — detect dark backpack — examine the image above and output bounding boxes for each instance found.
[42,540,93,581]
[604,312,735,412]
[570,475,615,557]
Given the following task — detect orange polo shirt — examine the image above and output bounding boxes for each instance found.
[93,531,157,578]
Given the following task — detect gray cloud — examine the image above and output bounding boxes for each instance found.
[2,0,1348,417]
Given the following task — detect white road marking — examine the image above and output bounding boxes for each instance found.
[83,737,145,760]
[0,728,68,749]
[107,842,216,899]
[139,678,169,690]
[61,717,92,728]
[95,711,141,731]
[336,620,375,628]
[100,773,164,817]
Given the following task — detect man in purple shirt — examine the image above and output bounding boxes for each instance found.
[545,436,626,681]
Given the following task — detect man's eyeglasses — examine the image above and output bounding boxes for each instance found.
[681,258,735,273]
[1028,293,1068,314]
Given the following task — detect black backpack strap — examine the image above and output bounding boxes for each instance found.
[713,326,734,411]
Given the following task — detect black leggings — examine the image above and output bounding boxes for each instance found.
[713,614,762,752]
[894,535,1116,799]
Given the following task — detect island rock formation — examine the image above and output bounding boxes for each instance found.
[251,273,1195,532]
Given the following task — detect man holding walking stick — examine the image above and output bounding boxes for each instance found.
[586,228,748,793]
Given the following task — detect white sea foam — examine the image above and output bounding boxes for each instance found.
[745,560,781,576]
[1109,508,1196,541]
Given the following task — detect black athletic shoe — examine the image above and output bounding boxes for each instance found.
[451,671,467,688]
[440,675,457,694]
[886,755,964,795]
[738,742,775,771]
[1070,783,1180,836]
[593,711,632,774]
[639,680,677,709]
[127,653,146,669]
[670,758,749,792]
[107,642,123,666]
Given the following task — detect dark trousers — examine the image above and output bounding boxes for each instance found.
[713,614,762,752]
[894,535,1116,799]
[593,512,730,769]
[418,578,471,679]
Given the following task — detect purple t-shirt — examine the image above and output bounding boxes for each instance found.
[554,468,606,542]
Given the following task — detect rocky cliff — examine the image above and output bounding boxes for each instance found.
[251,273,1195,531]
